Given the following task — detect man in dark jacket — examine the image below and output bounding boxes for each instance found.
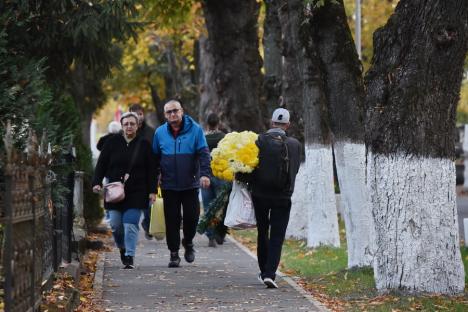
[153,100,211,268]
[129,103,156,240]
[251,108,301,288]
[129,103,155,144]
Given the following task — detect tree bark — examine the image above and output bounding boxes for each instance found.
[286,164,308,239]
[263,0,283,121]
[148,81,165,126]
[202,0,264,132]
[68,62,104,147]
[365,0,468,294]
[277,0,305,144]
[299,1,340,247]
[197,35,220,128]
[310,0,373,267]
[278,0,308,241]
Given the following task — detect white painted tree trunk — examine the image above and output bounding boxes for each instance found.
[305,144,340,247]
[287,163,308,239]
[334,141,374,268]
[368,153,464,294]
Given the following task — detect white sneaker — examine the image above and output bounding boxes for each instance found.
[263,277,278,289]
[257,273,264,284]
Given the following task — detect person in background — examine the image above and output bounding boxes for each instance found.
[250,108,301,288]
[129,103,156,240]
[152,100,211,268]
[92,112,157,269]
[96,120,122,151]
[201,113,227,247]
[96,120,123,224]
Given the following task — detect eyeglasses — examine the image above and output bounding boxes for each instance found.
[122,122,137,127]
[165,108,180,115]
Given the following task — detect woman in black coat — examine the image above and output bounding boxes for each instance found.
[92,112,157,269]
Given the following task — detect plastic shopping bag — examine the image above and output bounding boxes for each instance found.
[224,181,256,229]
[149,189,166,240]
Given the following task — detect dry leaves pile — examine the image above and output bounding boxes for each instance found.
[41,231,111,312]
[74,231,112,312]
[41,272,78,312]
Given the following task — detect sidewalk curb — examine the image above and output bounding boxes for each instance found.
[93,252,105,302]
[227,235,330,312]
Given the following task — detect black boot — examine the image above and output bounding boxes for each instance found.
[208,238,217,248]
[182,239,195,263]
[119,248,127,265]
[124,255,134,269]
[168,252,181,268]
[214,233,225,245]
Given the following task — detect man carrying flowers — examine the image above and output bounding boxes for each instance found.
[152,100,211,268]
[251,108,302,289]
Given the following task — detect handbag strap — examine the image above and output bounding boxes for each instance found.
[123,138,142,183]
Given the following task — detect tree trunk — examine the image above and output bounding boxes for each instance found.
[278,0,307,240]
[365,0,467,294]
[311,0,373,267]
[286,164,308,239]
[80,112,92,150]
[68,62,104,148]
[277,0,305,144]
[263,0,283,121]
[202,0,264,132]
[299,1,340,248]
[148,81,165,125]
[198,35,220,128]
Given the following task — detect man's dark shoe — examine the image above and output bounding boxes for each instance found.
[182,239,195,263]
[123,256,134,269]
[214,233,225,245]
[119,248,127,265]
[168,252,181,268]
[208,238,217,248]
[144,231,153,240]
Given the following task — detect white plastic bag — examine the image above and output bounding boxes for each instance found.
[224,181,256,229]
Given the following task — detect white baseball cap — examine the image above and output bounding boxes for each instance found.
[271,108,290,123]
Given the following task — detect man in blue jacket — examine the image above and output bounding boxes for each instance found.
[153,100,211,268]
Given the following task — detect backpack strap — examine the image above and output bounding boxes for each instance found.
[264,132,291,186]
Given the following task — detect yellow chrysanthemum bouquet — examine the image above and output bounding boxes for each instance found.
[210,131,259,181]
[207,131,259,229]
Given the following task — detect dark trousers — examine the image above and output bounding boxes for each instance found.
[162,189,200,252]
[252,195,291,280]
[141,204,151,233]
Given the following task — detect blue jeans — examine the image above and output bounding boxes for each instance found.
[201,177,227,239]
[108,209,141,257]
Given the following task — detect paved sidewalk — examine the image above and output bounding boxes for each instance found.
[97,231,326,311]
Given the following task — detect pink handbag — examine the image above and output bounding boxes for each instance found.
[104,181,125,203]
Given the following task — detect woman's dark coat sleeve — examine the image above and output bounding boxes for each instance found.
[146,143,158,193]
[92,142,111,187]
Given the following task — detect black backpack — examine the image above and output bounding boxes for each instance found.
[254,132,290,191]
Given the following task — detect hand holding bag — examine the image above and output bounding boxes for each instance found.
[149,188,166,240]
[104,181,126,203]
[224,181,256,229]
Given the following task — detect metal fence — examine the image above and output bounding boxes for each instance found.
[0,123,77,312]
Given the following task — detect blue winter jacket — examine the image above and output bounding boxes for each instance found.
[153,115,211,191]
